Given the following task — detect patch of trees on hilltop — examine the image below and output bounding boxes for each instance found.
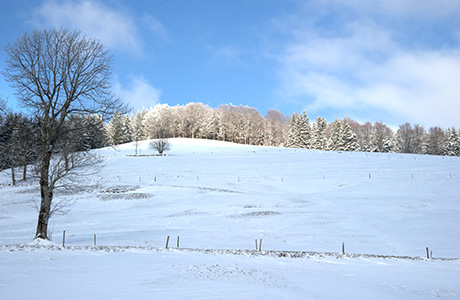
[104,102,460,156]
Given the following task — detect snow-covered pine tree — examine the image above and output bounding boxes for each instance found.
[107,112,129,145]
[122,114,132,143]
[340,119,360,151]
[132,109,147,141]
[445,127,460,156]
[311,116,327,150]
[286,113,300,148]
[327,119,359,151]
[327,119,342,151]
[297,111,311,148]
[82,114,107,149]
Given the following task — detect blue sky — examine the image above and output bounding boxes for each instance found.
[1,0,460,128]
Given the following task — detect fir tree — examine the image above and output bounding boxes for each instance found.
[286,114,300,148]
[340,119,360,151]
[311,116,327,150]
[445,128,460,156]
[107,113,129,145]
[327,119,342,151]
[297,111,311,148]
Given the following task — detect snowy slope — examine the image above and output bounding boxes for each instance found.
[1,138,459,299]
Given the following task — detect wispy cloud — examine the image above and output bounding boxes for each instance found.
[28,0,165,55]
[113,75,161,112]
[273,0,460,127]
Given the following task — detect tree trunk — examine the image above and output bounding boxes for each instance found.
[11,166,16,186]
[35,152,53,240]
[23,165,27,181]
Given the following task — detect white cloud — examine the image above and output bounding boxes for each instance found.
[274,3,460,128]
[114,75,161,112]
[29,0,158,54]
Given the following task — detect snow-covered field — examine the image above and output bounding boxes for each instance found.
[1,138,459,299]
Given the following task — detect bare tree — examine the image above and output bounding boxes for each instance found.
[3,28,126,240]
[149,139,171,156]
[265,109,288,147]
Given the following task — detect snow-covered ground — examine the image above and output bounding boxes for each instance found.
[1,138,459,299]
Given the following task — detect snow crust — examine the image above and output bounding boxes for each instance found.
[1,138,459,299]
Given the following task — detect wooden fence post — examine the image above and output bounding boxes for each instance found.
[94,234,97,246]
[165,236,170,249]
[177,236,180,248]
[259,239,262,251]
[62,230,66,247]
[342,242,345,255]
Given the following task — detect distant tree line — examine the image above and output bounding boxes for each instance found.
[286,112,460,156]
[106,103,288,147]
[104,102,460,157]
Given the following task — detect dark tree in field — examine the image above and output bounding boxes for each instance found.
[3,28,125,240]
[149,139,171,155]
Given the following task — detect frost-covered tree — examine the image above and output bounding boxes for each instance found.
[286,111,311,148]
[340,119,360,151]
[286,113,300,148]
[354,121,373,152]
[422,126,446,155]
[327,119,359,151]
[327,119,342,151]
[297,111,311,148]
[445,128,460,156]
[131,109,147,155]
[372,122,393,152]
[264,109,287,147]
[395,123,424,153]
[107,112,129,145]
[311,116,327,150]
[144,104,174,139]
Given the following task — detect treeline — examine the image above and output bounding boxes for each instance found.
[105,102,460,156]
[106,103,288,147]
[286,112,460,156]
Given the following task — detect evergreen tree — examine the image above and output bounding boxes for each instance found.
[285,111,311,148]
[297,111,311,148]
[132,109,147,142]
[122,114,132,143]
[286,113,300,148]
[340,119,360,151]
[327,119,359,151]
[311,116,327,150]
[84,114,107,149]
[107,113,129,145]
[445,128,460,156]
[327,119,342,151]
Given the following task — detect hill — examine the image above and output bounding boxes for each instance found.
[1,138,459,299]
